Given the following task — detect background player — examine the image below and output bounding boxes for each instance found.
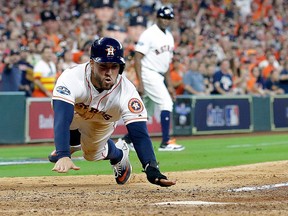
[121,6,185,152]
[48,37,175,187]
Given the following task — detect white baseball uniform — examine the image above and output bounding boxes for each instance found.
[52,62,147,161]
[135,23,174,115]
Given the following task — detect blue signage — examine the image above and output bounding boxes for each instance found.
[173,97,193,135]
[272,97,288,129]
[194,98,251,132]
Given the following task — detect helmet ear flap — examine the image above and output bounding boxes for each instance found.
[119,64,125,74]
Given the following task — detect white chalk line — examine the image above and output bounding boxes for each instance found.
[155,182,288,206]
[228,182,288,192]
[154,201,233,206]
[0,157,84,166]
[227,141,288,148]
[0,160,50,165]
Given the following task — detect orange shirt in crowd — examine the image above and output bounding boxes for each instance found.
[246,73,256,92]
[208,4,225,18]
[170,63,185,95]
[44,34,61,52]
[73,51,84,63]
[262,64,274,80]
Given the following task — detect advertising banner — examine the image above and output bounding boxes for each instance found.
[193,96,252,134]
[173,96,193,135]
[112,106,162,137]
[26,98,54,142]
[25,98,162,142]
[271,96,288,130]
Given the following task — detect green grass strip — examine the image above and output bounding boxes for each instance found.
[0,134,287,178]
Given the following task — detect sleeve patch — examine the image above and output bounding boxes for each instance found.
[56,86,71,95]
[128,98,144,113]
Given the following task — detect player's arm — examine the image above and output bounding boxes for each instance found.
[126,121,176,187]
[164,70,176,100]
[52,100,80,173]
[134,51,145,96]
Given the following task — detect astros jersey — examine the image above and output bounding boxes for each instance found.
[135,24,174,74]
[52,62,148,125]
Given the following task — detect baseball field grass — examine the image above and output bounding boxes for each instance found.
[0,132,287,178]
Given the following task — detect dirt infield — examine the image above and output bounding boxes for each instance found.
[0,160,287,216]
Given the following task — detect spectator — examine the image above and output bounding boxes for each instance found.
[259,53,280,80]
[57,49,77,72]
[0,50,22,92]
[32,46,57,97]
[264,69,284,95]
[26,42,42,67]
[246,66,266,96]
[105,23,127,44]
[279,61,288,94]
[18,46,34,97]
[231,58,250,95]
[92,0,115,24]
[211,59,234,95]
[128,14,147,43]
[40,10,61,52]
[183,59,209,95]
[170,55,185,95]
[203,63,215,93]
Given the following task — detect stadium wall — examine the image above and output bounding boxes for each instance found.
[0,94,287,144]
[0,92,26,144]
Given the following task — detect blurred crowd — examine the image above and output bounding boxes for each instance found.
[1,0,288,97]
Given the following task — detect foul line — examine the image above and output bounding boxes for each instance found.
[0,157,84,166]
[227,141,288,148]
[228,182,288,192]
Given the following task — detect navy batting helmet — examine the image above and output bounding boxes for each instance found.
[90,37,125,74]
[157,6,174,20]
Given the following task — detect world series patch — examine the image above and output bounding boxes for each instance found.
[128,98,144,113]
[56,86,71,95]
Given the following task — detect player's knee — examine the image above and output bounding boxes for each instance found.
[83,154,94,161]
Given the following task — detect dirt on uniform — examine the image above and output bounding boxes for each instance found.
[0,160,287,216]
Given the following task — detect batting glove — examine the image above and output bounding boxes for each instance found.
[144,161,172,187]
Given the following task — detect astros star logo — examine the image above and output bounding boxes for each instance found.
[106,46,115,56]
[128,98,144,113]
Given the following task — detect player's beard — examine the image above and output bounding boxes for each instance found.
[93,72,117,91]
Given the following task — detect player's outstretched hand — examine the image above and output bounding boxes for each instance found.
[144,162,176,187]
[52,157,80,173]
[157,178,176,187]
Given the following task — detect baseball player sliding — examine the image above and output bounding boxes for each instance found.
[48,37,175,187]
[121,6,185,151]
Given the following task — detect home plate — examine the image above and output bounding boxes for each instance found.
[154,201,231,205]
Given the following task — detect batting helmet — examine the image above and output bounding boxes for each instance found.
[90,37,125,74]
[157,6,174,20]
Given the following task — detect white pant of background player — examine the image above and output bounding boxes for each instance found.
[133,67,184,151]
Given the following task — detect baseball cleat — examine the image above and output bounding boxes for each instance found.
[112,139,132,185]
[118,138,135,152]
[158,139,185,152]
[48,145,82,163]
